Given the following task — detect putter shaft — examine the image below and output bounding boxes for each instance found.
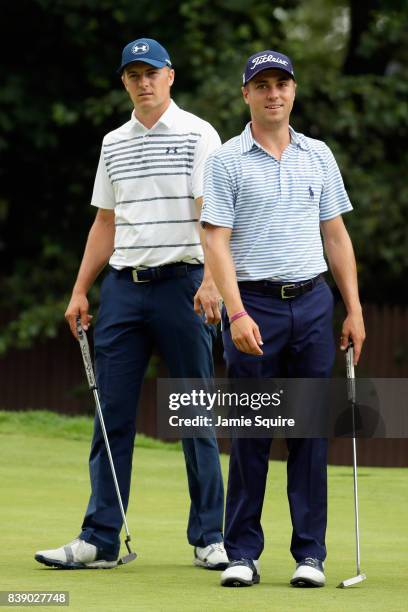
[92,387,132,540]
[76,317,136,563]
[337,344,366,588]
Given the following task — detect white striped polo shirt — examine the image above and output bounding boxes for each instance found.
[201,123,353,282]
[91,100,221,269]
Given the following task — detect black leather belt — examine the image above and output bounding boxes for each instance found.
[238,274,324,299]
[111,262,203,283]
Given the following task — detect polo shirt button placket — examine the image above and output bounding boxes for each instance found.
[280,160,287,200]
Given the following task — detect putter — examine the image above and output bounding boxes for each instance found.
[337,343,366,588]
[76,317,137,566]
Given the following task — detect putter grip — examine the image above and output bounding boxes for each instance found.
[346,344,356,402]
[76,317,96,389]
[346,345,355,380]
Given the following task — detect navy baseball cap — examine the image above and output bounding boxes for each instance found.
[243,50,295,85]
[118,38,172,73]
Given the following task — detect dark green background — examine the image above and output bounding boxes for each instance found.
[1,0,407,353]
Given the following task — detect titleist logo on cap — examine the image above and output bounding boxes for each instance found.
[251,54,289,70]
[243,49,295,84]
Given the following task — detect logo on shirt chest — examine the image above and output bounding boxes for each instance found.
[166,146,179,154]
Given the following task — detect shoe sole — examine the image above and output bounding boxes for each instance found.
[221,575,260,587]
[34,555,118,570]
[290,577,325,587]
[194,559,228,570]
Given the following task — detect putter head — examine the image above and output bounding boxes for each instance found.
[117,551,137,565]
[117,536,137,565]
[337,573,367,588]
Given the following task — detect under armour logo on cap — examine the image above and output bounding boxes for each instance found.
[118,38,172,73]
[243,49,295,85]
[132,42,149,55]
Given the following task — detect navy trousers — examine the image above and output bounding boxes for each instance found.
[80,267,224,557]
[222,280,335,562]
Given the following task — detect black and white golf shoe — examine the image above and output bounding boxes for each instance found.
[194,542,229,570]
[35,538,118,569]
[290,557,325,587]
[221,559,260,587]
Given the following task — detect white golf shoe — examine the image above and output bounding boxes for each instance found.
[221,559,260,586]
[35,538,118,569]
[194,542,229,570]
[290,557,326,587]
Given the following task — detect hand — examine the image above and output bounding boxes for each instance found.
[194,280,222,324]
[230,314,263,355]
[340,309,366,365]
[65,293,93,339]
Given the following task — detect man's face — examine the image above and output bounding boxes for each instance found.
[242,69,296,127]
[121,62,174,113]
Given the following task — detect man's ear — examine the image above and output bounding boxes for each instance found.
[242,85,249,106]
[121,73,128,91]
[168,68,175,87]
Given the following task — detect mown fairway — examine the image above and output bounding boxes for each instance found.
[0,412,406,612]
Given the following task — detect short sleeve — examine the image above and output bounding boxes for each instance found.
[90,144,116,209]
[191,125,222,199]
[200,153,235,228]
[319,145,353,221]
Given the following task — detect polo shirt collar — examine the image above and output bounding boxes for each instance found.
[240,122,309,153]
[129,99,179,131]
[289,125,309,150]
[240,123,255,154]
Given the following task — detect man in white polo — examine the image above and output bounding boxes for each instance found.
[202,49,365,587]
[35,37,227,570]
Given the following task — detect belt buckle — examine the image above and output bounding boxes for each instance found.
[281,284,295,299]
[131,269,150,283]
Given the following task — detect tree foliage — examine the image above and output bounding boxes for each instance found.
[0,0,407,353]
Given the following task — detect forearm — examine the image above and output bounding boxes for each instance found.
[324,232,362,313]
[205,228,244,316]
[198,224,217,283]
[72,213,115,295]
[195,196,216,284]
[321,216,365,361]
[205,225,263,355]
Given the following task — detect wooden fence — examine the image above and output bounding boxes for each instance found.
[1,303,407,466]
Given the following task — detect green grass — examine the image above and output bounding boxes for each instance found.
[0,410,182,450]
[0,411,406,612]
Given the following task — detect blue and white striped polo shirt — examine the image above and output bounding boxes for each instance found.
[91,100,221,269]
[201,123,353,282]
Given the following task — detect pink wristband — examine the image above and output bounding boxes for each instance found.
[229,310,248,324]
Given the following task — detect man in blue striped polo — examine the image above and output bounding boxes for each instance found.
[35,38,227,571]
[202,50,365,587]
